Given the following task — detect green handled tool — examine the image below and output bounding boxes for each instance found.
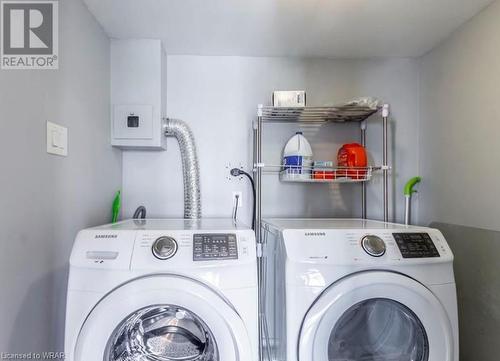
[404,177,421,225]
[112,190,121,223]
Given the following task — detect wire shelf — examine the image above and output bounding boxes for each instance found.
[259,105,379,123]
[259,164,381,183]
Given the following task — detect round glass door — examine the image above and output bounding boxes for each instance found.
[327,298,429,361]
[298,272,454,361]
[106,305,219,361]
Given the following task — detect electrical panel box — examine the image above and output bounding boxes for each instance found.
[111,39,167,150]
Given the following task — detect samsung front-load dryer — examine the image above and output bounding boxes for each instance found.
[65,219,258,361]
[262,218,458,361]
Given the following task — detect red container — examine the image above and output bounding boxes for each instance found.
[337,143,367,180]
[313,170,335,180]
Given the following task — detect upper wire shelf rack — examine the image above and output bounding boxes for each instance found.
[258,104,380,123]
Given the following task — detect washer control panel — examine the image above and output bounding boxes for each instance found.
[393,233,440,258]
[193,234,238,261]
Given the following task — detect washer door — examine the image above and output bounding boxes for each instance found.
[74,275,253,361]
[299,271,455,361]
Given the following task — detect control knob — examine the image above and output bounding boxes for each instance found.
[361,235,386,257]
[152,236,178,260]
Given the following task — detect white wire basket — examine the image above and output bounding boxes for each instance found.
[266,165,376,183]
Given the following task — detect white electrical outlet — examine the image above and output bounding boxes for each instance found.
[232,192,243,208]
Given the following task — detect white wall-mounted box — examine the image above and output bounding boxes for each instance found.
[111,39,167,150]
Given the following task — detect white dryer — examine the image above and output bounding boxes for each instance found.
[65,219,258,361]
[262,218,458,361]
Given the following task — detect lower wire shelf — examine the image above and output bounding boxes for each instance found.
[260,165,382,183]
[280,172,368,183]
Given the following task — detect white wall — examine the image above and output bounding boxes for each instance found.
[419,0,500,231]
[0,0,121,354]
[352,59,421,223]
[419,3,500,360]
[122,56,419,225]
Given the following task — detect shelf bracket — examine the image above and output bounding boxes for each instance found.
[254,163,265,171]
[382,103,390,118]
[256,243,263,258]
[257,104,263,117]
[360,120,367,131]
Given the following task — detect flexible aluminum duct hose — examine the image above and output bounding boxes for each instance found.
[165,118,202,219]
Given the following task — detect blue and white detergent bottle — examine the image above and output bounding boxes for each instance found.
[283,132,313,180]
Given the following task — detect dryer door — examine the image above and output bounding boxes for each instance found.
[72,275,253,361]
[299,271,455,361]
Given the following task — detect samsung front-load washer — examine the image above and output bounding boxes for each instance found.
[262,218,458,361]
[65,219,258,361]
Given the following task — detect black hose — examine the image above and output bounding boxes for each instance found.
[230,168,256,230]
[133,206,147,219]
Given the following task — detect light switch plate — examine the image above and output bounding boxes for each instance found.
[47,121,68,156]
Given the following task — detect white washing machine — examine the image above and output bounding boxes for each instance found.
[65,219,258,361]
[262,218,458,361]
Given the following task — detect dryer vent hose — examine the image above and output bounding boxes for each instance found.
[165,118,202,219]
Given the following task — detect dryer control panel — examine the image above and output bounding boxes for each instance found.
[275,222,453,267]
[393,233,440,258]
[193,234,238,261]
